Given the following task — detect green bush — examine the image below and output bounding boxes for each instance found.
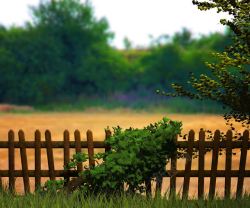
[42,117,182,197]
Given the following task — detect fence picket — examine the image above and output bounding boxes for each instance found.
[182,130,195,199]
[63,130,70,186]
[87,130,95,168]
[225,130,232,198]
[45,130,55,180]
[8,130,15,193]
[18,130,30,194]
[170,135,177,197]
[34,130,41,191]
[145,177,152,197]
[198,129,205,199]
[74,130,83,171]
[209,130,220,199]
[236,130,249,198]
[105,129,112,153]
[155,171,163,196]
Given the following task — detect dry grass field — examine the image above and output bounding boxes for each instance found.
[0,109,249,197]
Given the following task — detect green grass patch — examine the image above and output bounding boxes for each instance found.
[0,188,249,208]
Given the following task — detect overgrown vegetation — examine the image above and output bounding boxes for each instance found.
[40,117,181,197]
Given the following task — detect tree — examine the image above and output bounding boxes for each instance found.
[29,0,115,97]
[0,0,131,104]
[172,28,193,48]
[123,37,133,50]
[157,0,250,136]
[140,29,231,95]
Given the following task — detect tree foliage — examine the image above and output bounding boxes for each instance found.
[0,0,236,110]
[141,28,231,94]
[0,0,132,104]
[157,0,250,133]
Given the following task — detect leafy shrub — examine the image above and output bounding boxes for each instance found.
[42,117,182,197]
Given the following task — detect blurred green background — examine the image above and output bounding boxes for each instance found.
[0,0,233,114]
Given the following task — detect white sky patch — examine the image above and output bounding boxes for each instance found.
[0,0,231,49]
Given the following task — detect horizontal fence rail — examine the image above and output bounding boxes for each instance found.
[0,140,250,148]
[0,129,249,199]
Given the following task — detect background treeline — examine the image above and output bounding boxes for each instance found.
[0,0,233,112]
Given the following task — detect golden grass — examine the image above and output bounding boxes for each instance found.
[0,109,249,197]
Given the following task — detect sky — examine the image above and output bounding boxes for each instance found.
[0,0,231,49]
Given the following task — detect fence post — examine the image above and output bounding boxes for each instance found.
[63,130,70,186]
[45,130,55,181]
[74,130,83,172]
[105,129,112,153]
[182,130,195,199]
[145,177,152,198]
[225,130,232,198]
[18,130,30,194]
[35,130,41,191]
[8,130,15,193]
[170,134,177,197]
[209,130,220,199]
[155,171,163,197]
[198,129,205,199]
[87,130,95,168]
[236,130,249,198]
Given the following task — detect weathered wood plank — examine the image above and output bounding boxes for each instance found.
[18,130,30,194]
[145,177,152,197]
[35,130,41,191]
[225,130,232,198]
[209,130,220,199]
[0,169,249,178]
[170,135,177,197]
[45,130,55,180]
[74,130,83,171]
[63,130,70,186]
[236,130,249,198]
[198,129,205,199]
[105,129,112,153]
[182,130,195,199]
[155,171,163,196]
[0,139,249,149]
[8,130,15,193]
[87,130,95,168]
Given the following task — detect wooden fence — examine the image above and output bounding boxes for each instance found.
[0,129,249,199]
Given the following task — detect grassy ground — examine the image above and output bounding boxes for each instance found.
[0,189,249,208]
